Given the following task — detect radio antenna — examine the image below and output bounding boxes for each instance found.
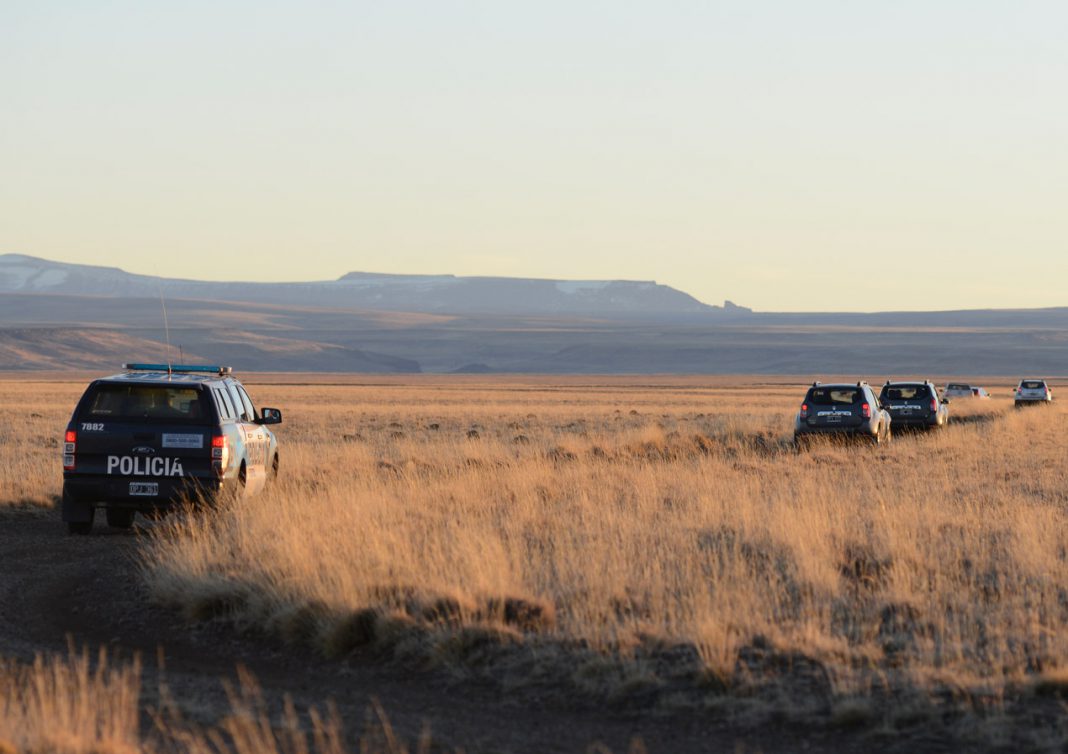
[158,281,173,377]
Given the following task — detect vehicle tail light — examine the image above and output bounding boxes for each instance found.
[861,403,872,419]
[211,434,230,474]
[800,403,809,419]
[930,398,938,412]
[63,429,76,470]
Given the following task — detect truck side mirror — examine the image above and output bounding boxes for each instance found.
[258,407,283,425]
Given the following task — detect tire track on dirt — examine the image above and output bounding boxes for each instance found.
[0,508,869,754]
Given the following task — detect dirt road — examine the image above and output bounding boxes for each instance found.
[0,507,894,754]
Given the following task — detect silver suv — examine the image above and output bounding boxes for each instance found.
[1015,379,1053,407]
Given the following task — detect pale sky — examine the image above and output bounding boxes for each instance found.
[2,1,1066,312]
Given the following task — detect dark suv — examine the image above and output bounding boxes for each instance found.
[62,364,282,534]
[878,380,948,430]
[794,381,891,446]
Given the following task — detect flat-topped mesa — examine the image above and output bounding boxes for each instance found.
[0,254,733,319]
[336,271,460,285]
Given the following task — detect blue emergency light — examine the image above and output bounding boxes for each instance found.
[124,363,233,376]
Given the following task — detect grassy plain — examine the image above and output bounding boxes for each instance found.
[4,376,1068,746]
[142,377,1068,735]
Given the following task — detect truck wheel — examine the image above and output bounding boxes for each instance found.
[62,488,94,535]
[106,509,135,529]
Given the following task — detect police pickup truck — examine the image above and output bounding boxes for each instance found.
[62,364,282,534]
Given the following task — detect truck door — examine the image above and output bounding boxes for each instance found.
[228,383,267,494]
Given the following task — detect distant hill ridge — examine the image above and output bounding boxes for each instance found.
[4,253,1068,374]
[0,254,748,319]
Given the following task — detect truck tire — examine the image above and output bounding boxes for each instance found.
[62,487,94,535]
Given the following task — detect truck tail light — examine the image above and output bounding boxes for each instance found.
[63,430,76,470]
[861,403,872,419]
[800,403,809,419]
[211,434,229,475]
[930,398,938,412]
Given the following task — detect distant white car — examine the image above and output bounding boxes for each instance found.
[942,383,990,402]
[943,383,975,400]
[1015,379,1052,407]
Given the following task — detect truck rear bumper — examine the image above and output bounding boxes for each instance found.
[62,476,224,515]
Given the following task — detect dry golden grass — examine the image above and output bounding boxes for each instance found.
[7,375,1068,741]
[0,648,141,754]
[0,648,444,754]
[130,377,1068,727]
[0,381,82,508]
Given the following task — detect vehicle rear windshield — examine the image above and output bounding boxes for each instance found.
[881,384,930,401]
[80,384,212,424]
[806,387,863,405]
[946,383,969,391]
[1021,380,1045,389]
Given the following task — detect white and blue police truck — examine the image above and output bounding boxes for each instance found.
[62,364,282,534]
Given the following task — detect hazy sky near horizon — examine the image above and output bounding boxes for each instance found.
[3,1,1066,312]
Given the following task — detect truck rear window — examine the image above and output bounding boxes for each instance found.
[81,384,211,424]
[1021,381,1045,389]
[807,387,862,405]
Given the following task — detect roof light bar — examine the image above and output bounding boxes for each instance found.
[124,363,232,376]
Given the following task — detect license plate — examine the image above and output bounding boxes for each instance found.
[129,482,158,496]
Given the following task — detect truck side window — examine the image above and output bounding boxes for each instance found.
[212,387,234,420]
[221,388,237,420]
[227,384,249,421]
[236,386,257,421]
[208,388,225,419]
